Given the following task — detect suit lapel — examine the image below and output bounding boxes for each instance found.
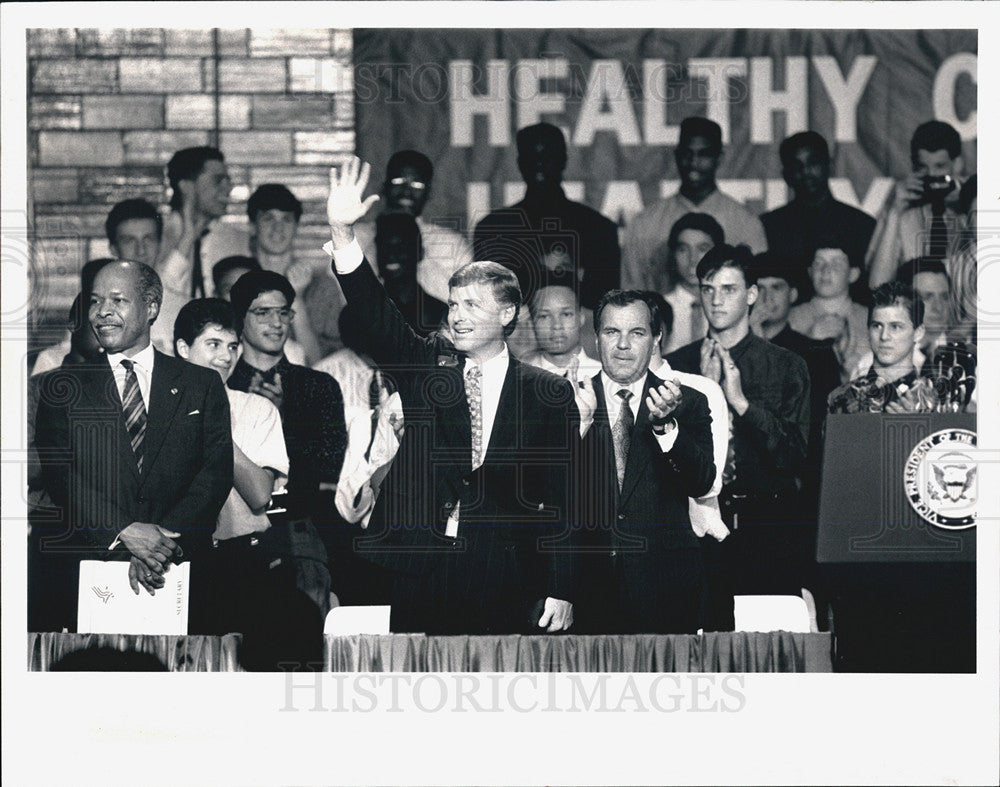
[435,364,473,466]
[139,351,183,484]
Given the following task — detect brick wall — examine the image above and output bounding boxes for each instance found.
[26,28,355,351]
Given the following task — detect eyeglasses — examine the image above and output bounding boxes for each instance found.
[247,307,296,323]
[389,177,427,190]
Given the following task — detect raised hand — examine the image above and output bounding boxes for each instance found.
[327,156,381,229]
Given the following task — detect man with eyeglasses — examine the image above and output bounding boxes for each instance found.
[353,150,474,305]
[226,270,348,619]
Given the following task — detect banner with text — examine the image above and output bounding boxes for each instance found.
[353,29,977,235]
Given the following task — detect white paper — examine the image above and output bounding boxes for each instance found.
[77,560,190,635]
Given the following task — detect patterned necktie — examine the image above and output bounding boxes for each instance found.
[465,365,483,469]
[120,359,147,473]
[611,389,634,489]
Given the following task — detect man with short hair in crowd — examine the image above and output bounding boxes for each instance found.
[355,149,474,306]
[828,282,939,413]
[154,146,249,355]
[107,198,163,267]
[226,270,348,617]
[867,120,966,287]
[761,131,876,302]
[474,123,621,315]
[789,242,871,382]
[622,116,767,293]
[660,212,725,353]
[246,183,324,364]
[522,271,601,383]
[372,212,448,337]
[173,297,294,636]
[667,244,810,630]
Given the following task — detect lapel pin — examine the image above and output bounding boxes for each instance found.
[171,388,178,395]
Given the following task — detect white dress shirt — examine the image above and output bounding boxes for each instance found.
[522,346,602,382]
[106,342,156,409]
[651,357,730,541]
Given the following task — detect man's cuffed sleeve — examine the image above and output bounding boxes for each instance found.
[653,421,680,453]
[323,237,365,274]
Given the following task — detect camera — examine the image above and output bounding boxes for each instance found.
[922,174,956,203]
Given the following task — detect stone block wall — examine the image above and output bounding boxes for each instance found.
[26,28,355,350]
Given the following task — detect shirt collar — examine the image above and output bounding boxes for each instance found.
[464,344,509,375]
[106,342,155,373]
[601,370,647,405]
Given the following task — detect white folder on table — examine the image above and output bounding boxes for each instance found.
[77,560,190,635]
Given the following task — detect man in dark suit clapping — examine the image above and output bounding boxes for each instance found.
[324,158,578,635]
[574,290,716,634]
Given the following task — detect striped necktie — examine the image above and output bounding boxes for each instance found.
[120,359,147,473]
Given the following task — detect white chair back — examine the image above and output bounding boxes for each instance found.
[323,605,391,635]
[733,595,811,633]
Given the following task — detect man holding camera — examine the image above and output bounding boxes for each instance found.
[866,121,966,288]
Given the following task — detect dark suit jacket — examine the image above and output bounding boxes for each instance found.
[31,350,233,630]
[336,262,580,618]
[575,370,715,632]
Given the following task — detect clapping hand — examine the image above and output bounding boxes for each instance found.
[285,260,315,294]
[700,339,721,383]
[716,343,750,416]
[537,597,574,632]
[327,157,381,230]
[646,378,683,427]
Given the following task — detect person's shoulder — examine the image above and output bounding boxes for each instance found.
[712,189,758,218]
[831,198,877,226]
[753,334,809,376]
[564,198,616,228]
[516,359,575,404]
[760,201,793,226]
[664,339,702,369]
[626,197,674,229]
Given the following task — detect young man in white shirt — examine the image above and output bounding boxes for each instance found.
[522,272,601,383]
[173,297,291,635]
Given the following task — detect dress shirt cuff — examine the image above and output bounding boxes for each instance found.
[653,419,679,452]
[323,237,365,274]
[108,533,123,551]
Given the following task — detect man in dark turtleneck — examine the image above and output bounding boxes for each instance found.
[473,122,620,315]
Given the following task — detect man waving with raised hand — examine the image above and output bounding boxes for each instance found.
[323,158,580,635]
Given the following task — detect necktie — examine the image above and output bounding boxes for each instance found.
[191,233,205,298]
[928,203,948,260]
[465,365,483,469]
[120,359,147,473]
[690,297,706,344]
[611,389,634,489]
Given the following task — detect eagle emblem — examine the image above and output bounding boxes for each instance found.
[929,454,976,504]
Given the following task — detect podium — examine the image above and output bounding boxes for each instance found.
[817,414,976,672]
